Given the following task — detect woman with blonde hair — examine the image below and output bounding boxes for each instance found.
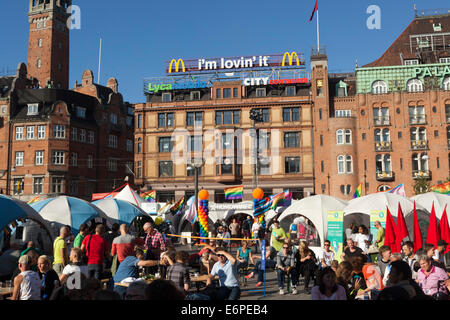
[296,241,317,294]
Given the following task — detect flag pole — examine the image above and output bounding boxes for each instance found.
[316,8,320,52]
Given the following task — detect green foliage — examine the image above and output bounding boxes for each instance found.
[414,177,430,195]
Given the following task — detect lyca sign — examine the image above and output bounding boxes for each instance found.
[413,65,450,79]
[146,80,209,93]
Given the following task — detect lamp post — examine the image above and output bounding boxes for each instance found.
[250,109,263,189]
[188,158,205,215]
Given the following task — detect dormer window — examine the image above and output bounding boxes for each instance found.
[404,59,419,66]
[336,81,348,97]
[27,103,39,115]
[76,107,86,118]
[440,57,450,64]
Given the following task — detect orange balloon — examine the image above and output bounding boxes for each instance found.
[198,190,209,200]
[252,188,264,200]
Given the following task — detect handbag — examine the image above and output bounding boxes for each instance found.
[110,254,119,276]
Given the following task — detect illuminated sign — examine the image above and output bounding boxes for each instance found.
[243,77,309,86]
[166,52,304,74]
[146,80,208,93]
[282,52,300,67]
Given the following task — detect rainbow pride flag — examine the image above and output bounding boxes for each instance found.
[431,181,450,195]
[27,196,41,204]
[141,190,156,202]
[170,196,185,215]
[224,185,244,200]
[353,183,362,199]
[270,192,285,210]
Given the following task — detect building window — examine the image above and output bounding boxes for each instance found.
[26,126,35,139]
[159,161,173,177]
[378,185,391,192]
[136,161,142,178]
[407,79,423,92]
[35,151,44,165]
[87,155,93,169]
[37,125,46,139]
[159,137,173,153]
[108,135,118,148]
[137,138,142,154]
[71,127,77,141]
[27,103,39,115]
[257,157,271,175]
[321,161,324,172]
[220,158,234,175]
[188,135,202,152]
[69,180,78,194]
[15,127,24,140]
[404,59,419,66]
[76,107,86,118]
[70,153,78,166]
[13,178,24,195]
[137,114,143,128]
[108,159,118,172]
[320,135,323,146]
[51,177,64,194]
[233,88,238,98]
[216,89,221,99]
[33,177,43,195]
[110,113,118,125]
[37,59,41,69]
[376,154,392,173]
[285,157,300,173]
[285,86,296,96]
[78,129,86,143]
[190,91,201,101]
[443,77,450,91]
[53,125,66,139]
[412,153,429,172]
[372,80,388,94]
[440,57,450,64]
[215,110,240,125]
[335,110,351,118]
[187,165,203,177]
[258,131,270,151]
[158,113,174,128]
[251,108,270,123]
[38,39,43,47]
[223,88,231,98]
[162,93,172,102]
[88,131,94,144]
[409,106,425,124]
[15,151,24,166]
[340,185,352,196]
[186,112,203,126]
[338,155,353,174]
[336,129,352,144]
[126,139,133,152]
[284,132,300,148]
[374,129,390,142]
[283,107,300,122]
[256,88,266,97]
[373,108,389,125]
[52,151,65,165]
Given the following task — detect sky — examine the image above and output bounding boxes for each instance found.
[0,0,448,103]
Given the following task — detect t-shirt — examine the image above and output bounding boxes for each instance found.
[344,247,365,260]
[111,234,141,263]
[82,234,108,265]
[271,227,287,252]
[354,233,370,252]
[321,250,335,266]
[53,236,68,265]
[238,248,251,262]
[211,260,239,288]
[113,256,140,283]
[73,233,85,248]
[62,264,89,278]
[229,223,240,235]
[375,227,385,248]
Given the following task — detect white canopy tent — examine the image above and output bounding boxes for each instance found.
[113,184,144,208]
[411,192,450,225]
[277,195,348,247]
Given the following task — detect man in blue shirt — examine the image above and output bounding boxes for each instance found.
[113,246,159,299]
[205,245,240,300]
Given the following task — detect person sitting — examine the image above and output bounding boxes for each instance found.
[125,281,147,300]
[385,260,425,300]
[336,260,359,300]
[341,238,367,263]
[11,255,41,300]
[164,251,191,293]
[417,255,449,297]
[276,242,298,295]
[383,252,403,287]
[245,245,277,287]
[235,240,255,285]
[206,246,240,300]
[200,250,216,275]
[59,247,89,285]
[297,241,317,294]
[145,279,186,300]
[356,262,385,299]
[37,255,60,300]
[376,245,392,278]
[348,255,367,296]
[11,247,40,280]
[112,246,159,299]
[311,267,347,300]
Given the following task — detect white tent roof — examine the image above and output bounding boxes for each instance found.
[344,193,426,218]
[277,195,348,246]
[411,192,450,223]
[114,184,144,207]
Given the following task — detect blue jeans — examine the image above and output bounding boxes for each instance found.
[88,264,103,279]
[113,285,127,299]
[257,259,276,283]
[216,286,241,300]
[277,268,298,289]
[236,261,248,273]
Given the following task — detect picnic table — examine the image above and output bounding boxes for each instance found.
[190,275,219,292]
[114,279,154,288]
[0,287,14,298]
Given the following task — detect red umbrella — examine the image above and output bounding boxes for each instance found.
[412,201,423,253]
[426,201,441,249]
[439,204,450,253]
[395,202,410,252]
[384,206,397,252]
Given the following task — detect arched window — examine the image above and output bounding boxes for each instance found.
[410,127,427,141]
[346,155,353,173]
[336,129,344,145]
[442,77,450,90]
[382,129,390,142]
[336,129,351,144]
[407,79,423,92]
[378,185,391,192]
[412,153,429,171]
[344,129,352,144]
[337,155,345,174]
[372,80,388,94]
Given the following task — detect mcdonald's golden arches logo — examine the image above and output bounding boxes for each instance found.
[168,59,186,73]
[282,52,300,67]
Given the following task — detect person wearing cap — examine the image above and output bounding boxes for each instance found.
[271,220,287,252]
[434,240,448,268]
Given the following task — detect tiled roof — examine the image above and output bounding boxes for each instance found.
[0,77,14,98]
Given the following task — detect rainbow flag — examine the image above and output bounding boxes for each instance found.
[353,183,362,199]
[141,190,156,202]
[224,185,244,200]
[431,181,450,195]
[27,196,41,204]
[384,184,406,197]
[270,192,285,210]
[170,196,185,215]
[278,190,292,207]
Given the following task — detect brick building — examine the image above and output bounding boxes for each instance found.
[0,0,134,201]
[313,10,450,199]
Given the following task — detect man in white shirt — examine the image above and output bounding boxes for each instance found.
[354,225,370,254]
[320,240,335,268]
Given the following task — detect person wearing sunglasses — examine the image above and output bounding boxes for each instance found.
[205,245,240,300]
[276,242,298,295]
[320,240,335,269]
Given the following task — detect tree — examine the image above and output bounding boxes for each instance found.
[414,177,430,195]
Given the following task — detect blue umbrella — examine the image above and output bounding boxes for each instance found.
[92,198,150,226]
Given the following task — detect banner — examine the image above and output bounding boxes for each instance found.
[327,211,344,254]
[370,210,387,244]
[260,239,266,270]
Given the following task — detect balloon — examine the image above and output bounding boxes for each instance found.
[155,217,163,225]
[198,190,210,200]
[252,188,264,200]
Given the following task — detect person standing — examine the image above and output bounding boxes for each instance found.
[37,255,60,300]
[81,224,109,279]
[241,216,252,239]
[143,222,166,260]
[53,226,70,276]
[229,218,240,246]
[354,225,370,254]
[111,224,143,264]
[374,221,385,248]
[271,220,287,252]
[433,240,449,267]
[401,241,420,280]
[11,255,41,300]
[377,246,392,277]
[73,224,89,248]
